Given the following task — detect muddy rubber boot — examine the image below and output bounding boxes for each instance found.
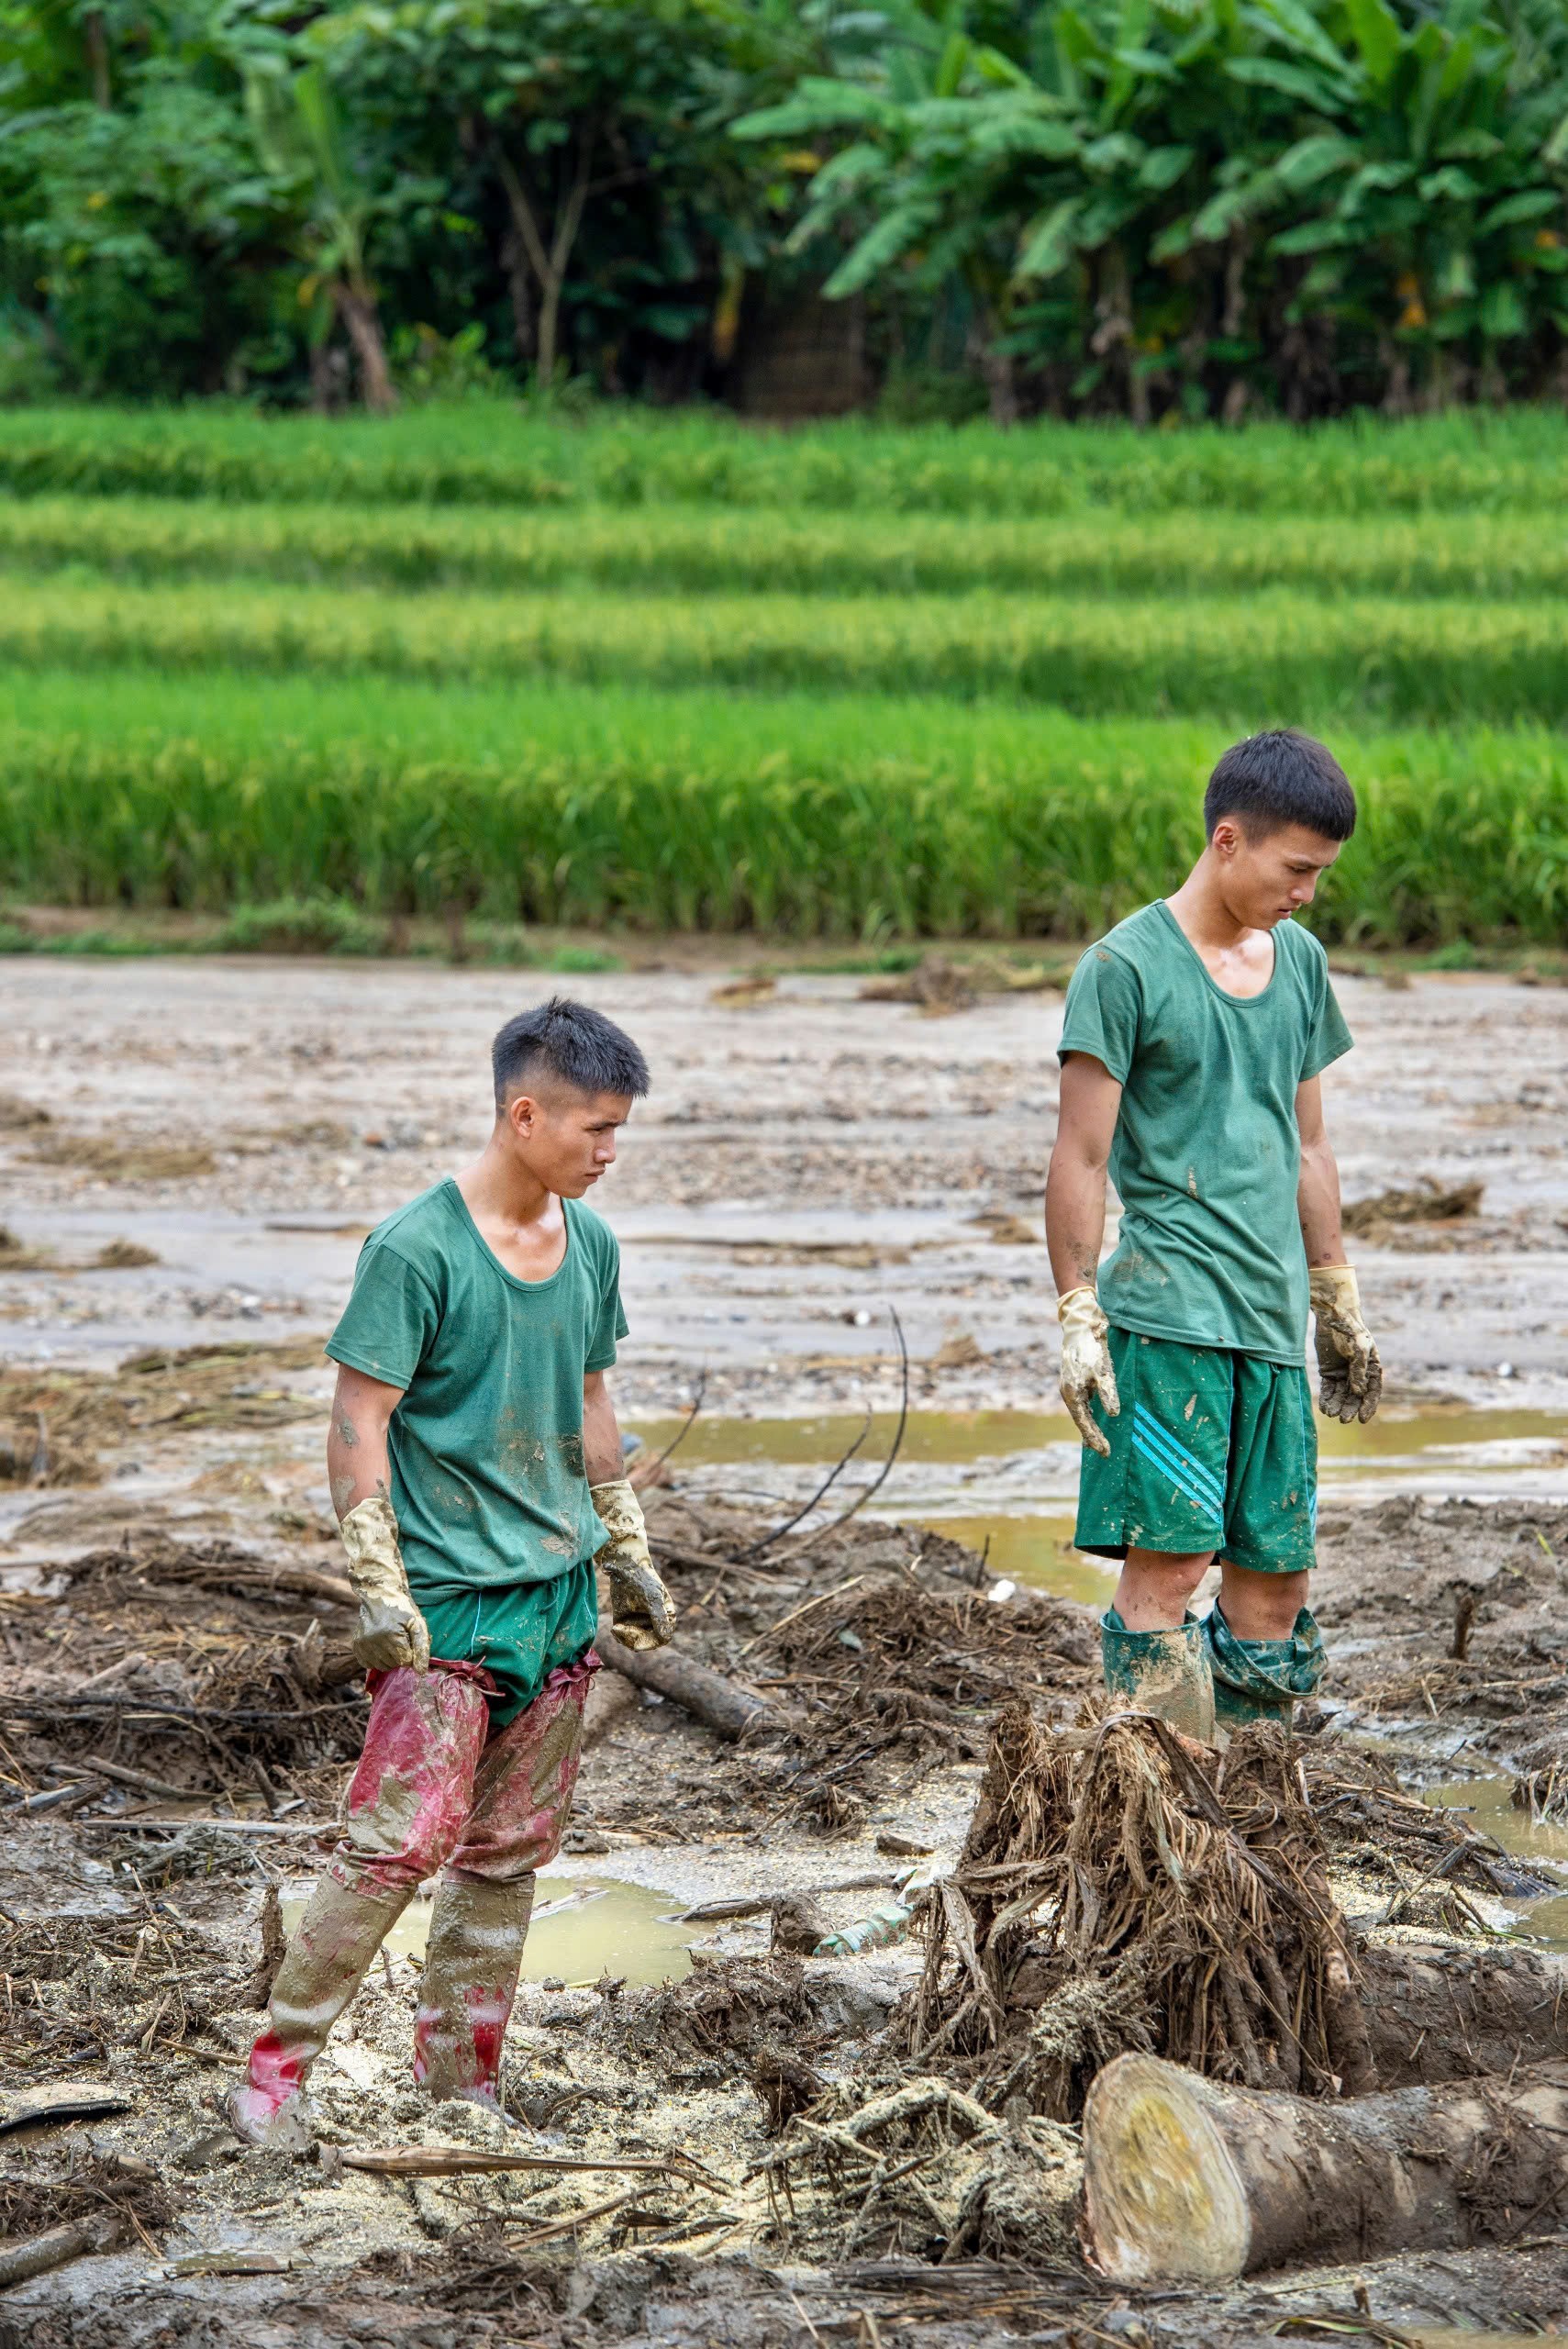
[1100,1607,1216,1744]
[413,1870,536,2106]
[229,1873,413,2147]
[1205,1604,1325,1735]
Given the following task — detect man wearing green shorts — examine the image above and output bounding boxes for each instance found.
[231,996,673,2143]
[1045,730,1382,1741]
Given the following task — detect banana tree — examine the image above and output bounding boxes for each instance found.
[735,0,1568,417]
[246,62,398,412]
[735,4,1067,419]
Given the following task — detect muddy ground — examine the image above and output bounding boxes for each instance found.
[4,952,1568,2344]
[2,954,1566,1410]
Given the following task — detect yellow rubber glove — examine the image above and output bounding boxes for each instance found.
[1309,1264,1383,1424]
[339,1496,431,1673]
[1057,1286,1119,1458]
[590,1478,677,1651]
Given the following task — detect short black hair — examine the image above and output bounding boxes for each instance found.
[1204,729,1356,843]
[491,996,650,1110]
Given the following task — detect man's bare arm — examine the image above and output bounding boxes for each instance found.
[328,1364,403,1523]
[584,1371,676,1648]
[1296,1076,1383,1420]
[1296,1076,1346,1266]
[581,1370,624,1485]
[1046,1053,1123,1295]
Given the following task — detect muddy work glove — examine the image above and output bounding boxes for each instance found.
[1310,1263,1383,1424]
[339,1496,431,1673]
[1057,1286,1119,1458]
[590,1478,676,1651]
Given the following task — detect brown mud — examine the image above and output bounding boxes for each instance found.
[4,956,1568,2343]
[2,957,1565,1411]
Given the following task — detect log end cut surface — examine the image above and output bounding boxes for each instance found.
[1082,2054,1251,2284]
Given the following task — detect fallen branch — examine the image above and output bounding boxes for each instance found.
[739,1408,873,1561]
[595,1621,782,1741]
[634,1372,706,1482]
[0,2213,123,2288]
[786,1306,910,1551]
[82,1816,334,1837]
[341,2143,726,2189]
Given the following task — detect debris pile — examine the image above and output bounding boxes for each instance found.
[898,1705,1373,2117]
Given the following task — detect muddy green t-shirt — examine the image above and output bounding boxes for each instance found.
[326,1178,628,1596]
[1058,901,1351,1364]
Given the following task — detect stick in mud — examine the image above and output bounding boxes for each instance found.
[594,1620,783,1740]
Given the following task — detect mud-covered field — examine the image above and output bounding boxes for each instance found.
[4,953,1568,2345]
[3,953,1566,1409]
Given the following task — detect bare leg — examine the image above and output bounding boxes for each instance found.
[1113,1547,1215,1630]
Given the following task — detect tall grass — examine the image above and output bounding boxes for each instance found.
[2,569,1563,726]
[2,401,1566,514]
[4,495,1566,602]
[1,667,1562,943]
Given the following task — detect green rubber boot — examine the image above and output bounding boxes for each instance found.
[1100,1608,1216,1743]
[1205,1603,1325,1733]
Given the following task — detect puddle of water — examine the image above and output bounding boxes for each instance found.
[631,1404,1568,1612]
[1407,2335,1568,2349]
[632,1405,1568,1473]
[281,1876,696,1987]
[917,1511,1118,1608]
[1424,1771,1568,1945]
[634,1409,1066,1468]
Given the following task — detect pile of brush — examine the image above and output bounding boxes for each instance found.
[899,1700,1374,2120]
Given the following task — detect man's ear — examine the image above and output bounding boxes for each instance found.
[1210,818,1241,861]
[506,1091,538,1141]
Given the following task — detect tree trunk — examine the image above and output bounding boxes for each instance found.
[502,224,536,366]
[1083,2051,1568,2283]
[1360,1941,1568,2086]
[594,1621,781,1741]
[83,11,111,107]
[338,284,397,415]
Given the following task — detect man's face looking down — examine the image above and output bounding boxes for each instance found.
[1210,815,1343,931]
[504,1080,631,1197]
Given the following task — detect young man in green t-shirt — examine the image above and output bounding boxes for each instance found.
[231,997,673,2144]
[1045,730,1382,1741]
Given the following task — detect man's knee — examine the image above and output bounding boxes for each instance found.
[1219,1561,1309,1641]
[1116,1547,1214,1629]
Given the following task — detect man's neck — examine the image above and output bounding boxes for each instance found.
[457,1132,556,1232]
[1165,855,1251,951]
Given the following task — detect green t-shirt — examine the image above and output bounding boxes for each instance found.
[326,1178,628,1596]
[1058,901,1352,1364]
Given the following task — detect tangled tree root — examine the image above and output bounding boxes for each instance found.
[900,1702,1373,2119]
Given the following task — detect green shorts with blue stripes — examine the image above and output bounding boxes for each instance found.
[1075,1327,1318,1575]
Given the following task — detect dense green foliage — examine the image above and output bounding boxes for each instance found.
[5,1,1568,417]
[0,405,1563,944]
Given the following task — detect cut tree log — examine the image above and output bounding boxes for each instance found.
[594,1621,781,1741]
[1082,2050,1568,2283]
[581,1667,638,1753]
[1360,1940,1568,2085]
